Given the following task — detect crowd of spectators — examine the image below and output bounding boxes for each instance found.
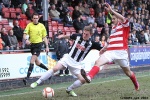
[0,0,150,51]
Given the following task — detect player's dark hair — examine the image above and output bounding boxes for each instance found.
[32,13,39,18]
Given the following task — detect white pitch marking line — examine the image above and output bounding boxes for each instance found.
[0,74,149,97]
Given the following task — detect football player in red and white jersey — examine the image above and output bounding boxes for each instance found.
[81,3,139,91]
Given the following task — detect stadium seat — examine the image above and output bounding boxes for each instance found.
[49,31,53,38]
[64,27,70,32]
[4,25,12,31]
[51,21,58,26]
[1,19,9,25]
[48,22,52,26]
[71,31,76,34]
[9,8,16,13]
[10,13,16,19]
[58,26,64,30]
[52,26,58,32]
[26,20,31,24]
[58,23,63,26]
[69,27,76,33]
[3,12,10,19]
[66,31,71,35]
[0,25,3,29]
[15,8,22,13]
[20,14,27,19]
[49,26,52,30]
[2,8,9,14]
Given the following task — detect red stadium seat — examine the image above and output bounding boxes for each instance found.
[49,26,52,30]
[15,8,22,13]
[49,31,53,38]
[52,26,58,32]
[48,22,52,26]
[69,27,76,33]
[4,25,12,31]
[2,8,9,14]
[1,19,9,25]
[58,23,63,26]
[26,20,31,24]
[9,8,16,13]
[64,27,70,32]
[66,31,71,35]
[10,13,16,19]
[20,14,27,19]
[3,12,10,19]
[58,26,64,30]
[0,25,3,29]
[51,21,58,26]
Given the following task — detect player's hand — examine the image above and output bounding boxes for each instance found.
[25,40,31,45]
[104,3,112,12]
[45,46,49,54]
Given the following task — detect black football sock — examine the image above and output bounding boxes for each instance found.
[27,63,34,78]
[39,63,48,70]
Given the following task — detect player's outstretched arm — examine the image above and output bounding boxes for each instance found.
[57,34,70,39]
[104,3,126,23]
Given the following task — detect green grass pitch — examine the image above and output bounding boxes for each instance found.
[0,71,150,100]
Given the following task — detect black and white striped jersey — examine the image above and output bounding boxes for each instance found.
[69,34,102,62]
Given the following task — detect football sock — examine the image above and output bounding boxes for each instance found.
[130,71,138,85]
[39,63,48,70]
[67,80,83,91]
[36,69,54,84]
[88,66,100,79]
[27,63,34,78]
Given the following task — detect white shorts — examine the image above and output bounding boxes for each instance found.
[58,54,82,75]
[103,50,129,67]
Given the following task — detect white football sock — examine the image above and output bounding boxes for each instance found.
[67,80,83,91]
[36,69,54,84]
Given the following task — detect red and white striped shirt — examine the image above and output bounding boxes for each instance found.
[107,19,130,51]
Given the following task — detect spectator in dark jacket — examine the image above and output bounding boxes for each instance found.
[64,10,73,27]
[72,6,82,20]
[138,30,146,44]
[11,0,21,8]
[25,3,36,20]
[1,27,10,50]
[73,14,85,32]
[13,20,24,42]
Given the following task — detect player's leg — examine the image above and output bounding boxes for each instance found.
[117,59,139,91]
[23,44,43,85]
[35,43,48,70]
[66,67,86,96]
[30,62,65,88]
[35,58,48,70]
[81,54,109,83]
[23,55,37,85]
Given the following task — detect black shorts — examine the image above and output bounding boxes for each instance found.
[30,42,43,56]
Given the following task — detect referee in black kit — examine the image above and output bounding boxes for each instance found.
[23,13,49,85]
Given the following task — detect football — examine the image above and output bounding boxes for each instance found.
[42,87,54,98]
